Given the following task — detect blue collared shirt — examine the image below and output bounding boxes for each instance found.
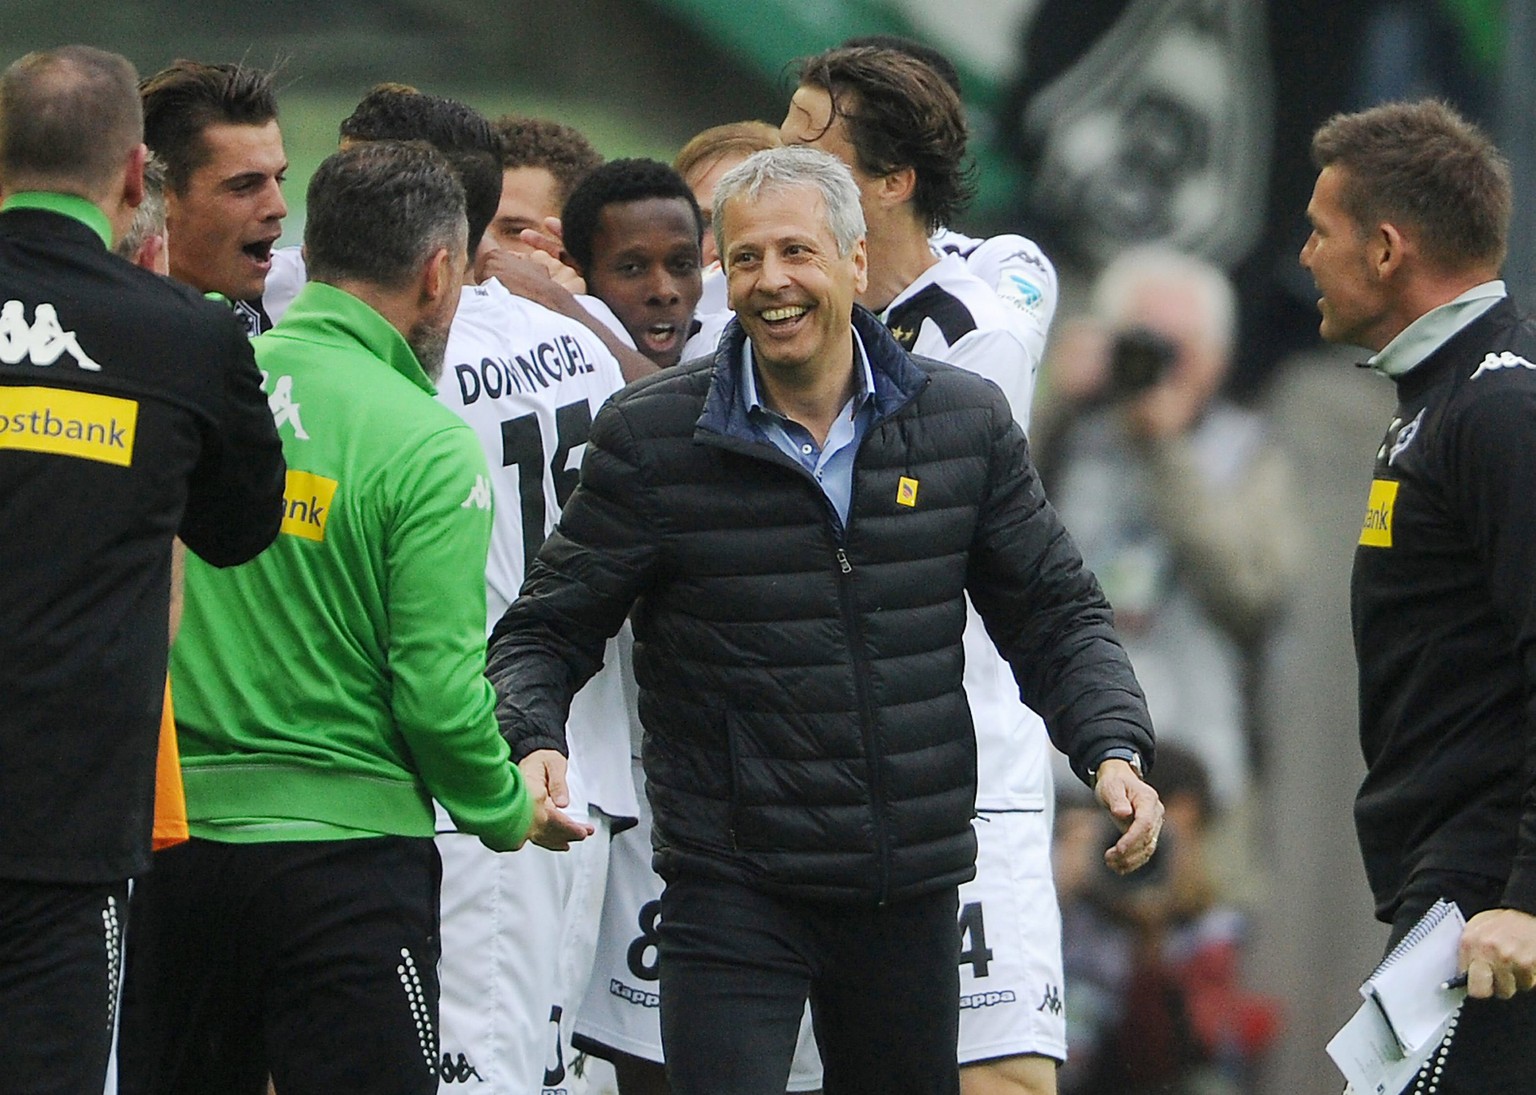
[739,332,877,530]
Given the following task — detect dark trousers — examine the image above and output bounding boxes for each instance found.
[1389,870,1536,1094]
[117,835,442,1095]
[0,877,127,1095]
[658,874,961,1095]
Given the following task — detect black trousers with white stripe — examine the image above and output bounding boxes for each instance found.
[117,835,442,1095]
[1389,870,1536,1095]
[0,877,127,1095]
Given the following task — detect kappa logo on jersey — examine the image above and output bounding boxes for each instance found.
[280,469,338,541]
[897,476,920,507]
[1359,479,1398,548]
[1036,983,1063,1015]
[609,979,660,1008]
[260,371,309,439]
[959,989,1017,1010]
[0,299,102,371]
[461,474,492,510]
[0,385,137,466]
[999,273,1045,315]
[439,1052,485,1083]
[1469,350,1536,380]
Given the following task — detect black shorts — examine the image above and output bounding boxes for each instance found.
[117,835,443,1095]
[0,877,127,1095]
[1390,870,1536,1095]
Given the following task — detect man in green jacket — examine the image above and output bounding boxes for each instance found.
[118,140,586,1095]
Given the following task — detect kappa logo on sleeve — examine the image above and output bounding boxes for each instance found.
[1358,479,1398,548]
[280,469,338,541]
[0,385,137,465]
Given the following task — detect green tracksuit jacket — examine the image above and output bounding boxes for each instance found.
[171,281,531,851]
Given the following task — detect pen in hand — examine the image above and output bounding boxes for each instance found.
[1441,971,1469,991]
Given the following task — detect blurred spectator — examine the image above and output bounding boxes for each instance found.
[1055,743,1283,1095]
[1038,246,1300,808]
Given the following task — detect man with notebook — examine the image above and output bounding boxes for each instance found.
[1302,99,1536,1091]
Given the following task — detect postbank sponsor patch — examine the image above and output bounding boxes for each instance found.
[1358,479,1398,547]
[0,385,136,466]
[280,469,339,542]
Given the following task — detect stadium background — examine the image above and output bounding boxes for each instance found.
[5,3,1532,1093]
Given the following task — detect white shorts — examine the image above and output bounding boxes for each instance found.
[955,808,1066,1065]
[575,765,1062,1081]
[437,813,613,1095]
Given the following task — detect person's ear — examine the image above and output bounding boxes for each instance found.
[879,166,917,209]
[420,246,454,307]
[132,231,169,276]
[120,143,147,212]
[1373,221,1409,281]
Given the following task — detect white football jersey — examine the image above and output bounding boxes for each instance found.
[930,228,1058,376]
[261,245,307,325]
[879,254,1052,810]
[439,279,637,821]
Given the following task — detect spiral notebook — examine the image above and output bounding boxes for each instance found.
[1327,899,1468,1094]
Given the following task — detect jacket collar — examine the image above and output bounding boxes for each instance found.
[697,304,930,441]
[267,280,436,395]
[1394,295,1520,402]
[1,192,113,248]
[1369,280,1507,379]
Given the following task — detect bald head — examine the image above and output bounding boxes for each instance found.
[0,45,143,201]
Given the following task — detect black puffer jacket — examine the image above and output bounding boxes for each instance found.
[490,307,1152,904]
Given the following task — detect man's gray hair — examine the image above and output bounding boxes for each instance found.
[1092,245,1237,360]
[711,144,866,261]
[115,153,167,261]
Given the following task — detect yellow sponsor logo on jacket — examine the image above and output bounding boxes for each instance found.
[1359,479,1398,547]
[280,470,339,542]
[0,385,137,466]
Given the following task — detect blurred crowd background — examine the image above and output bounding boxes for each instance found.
[8,2,1530,1093]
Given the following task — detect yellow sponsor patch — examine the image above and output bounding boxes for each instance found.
[896,476,919,508]
[1358,479,1398,547]
[0,385,137,466]
[280,469,339,542]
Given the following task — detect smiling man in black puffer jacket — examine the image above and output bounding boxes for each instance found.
[488,144,1161,1095]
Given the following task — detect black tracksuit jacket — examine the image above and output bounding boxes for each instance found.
[1352,297,1536,921]
[490,307,1152,904]
[0,203,284,884]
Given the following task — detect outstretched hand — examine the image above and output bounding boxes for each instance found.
[518,748,594,851]
[1095,758,1165,874]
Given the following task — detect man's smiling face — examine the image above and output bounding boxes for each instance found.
[721,181,867,382]
[165,119,287,300]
